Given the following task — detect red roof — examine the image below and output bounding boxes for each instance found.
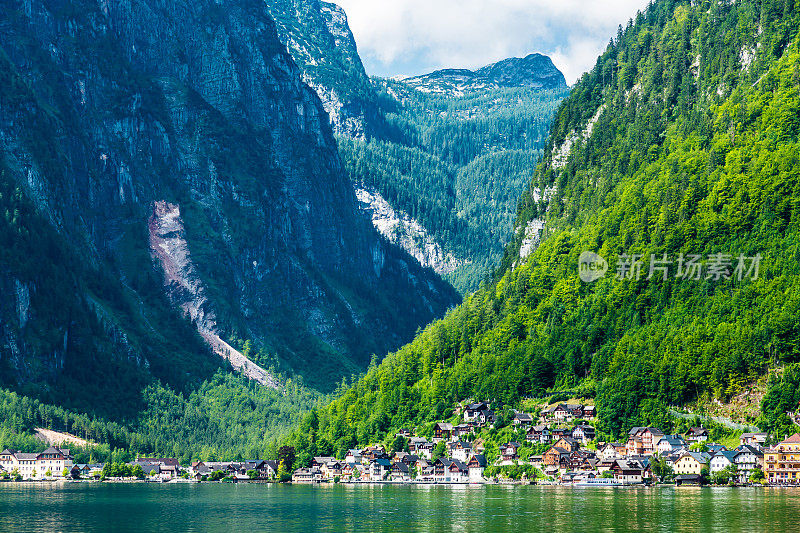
[783,433,800,444]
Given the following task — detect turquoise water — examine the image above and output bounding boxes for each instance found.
[1,483,798,532]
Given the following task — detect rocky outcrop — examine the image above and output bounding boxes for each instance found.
[357,189,463,275]
[403,53,567,96]
[0,0,458,394]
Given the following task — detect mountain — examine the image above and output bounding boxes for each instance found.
[0,0,459,457]
[286,0,800,459]
[256,4,569,292]
[263,0,381,138]
[402,54,568,96]
[339,74,568,292]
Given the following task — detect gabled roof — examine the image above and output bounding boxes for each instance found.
[712,450,738,463]
[392,462,409,473]
[434,422,454,430]
[448,459,468,472]
[15,453,38,461]
[735,445,763,456]
[681,451,711,463]
[687,427,709,436]
[514,413,534,421]
[468,454,487,467]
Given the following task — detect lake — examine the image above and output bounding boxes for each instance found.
[1,483,799,532]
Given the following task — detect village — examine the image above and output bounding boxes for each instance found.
[2,401,799,487]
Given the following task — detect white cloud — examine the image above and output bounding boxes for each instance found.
[335,0,649,84]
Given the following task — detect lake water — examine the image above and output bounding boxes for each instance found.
[1,483,799,532]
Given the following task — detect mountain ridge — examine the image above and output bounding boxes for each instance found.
[402,53,568,96]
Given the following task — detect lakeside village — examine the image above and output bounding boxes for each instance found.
[2,402,800,487]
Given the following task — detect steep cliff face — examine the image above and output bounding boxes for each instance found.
[264,0,380,138]
[0,0,458,401]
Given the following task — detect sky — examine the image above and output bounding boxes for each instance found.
[335,0,651,84]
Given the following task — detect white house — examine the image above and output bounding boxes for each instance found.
[709,450,738,475]
[734,445,764,483]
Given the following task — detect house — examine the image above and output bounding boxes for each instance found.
[475,409,496,427]
[709,451,738,476]
[626,436,644,456]
[415,441,435,460]
[656,435,686,455]
[627,427,663,455]
[526,425,552,444]
[610,459,647,484]
[449,441,473,462]
[433,423,454,442]
[453,424,474,438]
[675,474,703,486]
[395,429,413,439]
[640,428,664,454]
[553,436,579,453]
[543,447,571,468]
[2,447,74,479]
[467,454,486,482]
[500,442,521,463]
[764,433,800,485]
[464,402,490,421]
[390,462,411,482]
[571,425,596,444]
[292,468,318,483]
[674,451,710,475]
[599,442,623,461]
[540,404,559,420]
[553,404,582,421]
[685,427,710,443]
[369,458,391,481]
[447,459,469,483]
[734,445,764,484]
[740,433,768,447]
[569,451,598,472]
[551,427,572,439]
[583,405,597,418]
[311,457,336,468]
[512,412,534,427]
[344,450,363,464]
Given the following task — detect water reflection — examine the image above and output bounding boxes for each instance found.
[1,483,799,532]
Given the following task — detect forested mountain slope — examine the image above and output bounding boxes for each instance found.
[0,0,458,459]
[341,74,568,292]
[287,0,800,459]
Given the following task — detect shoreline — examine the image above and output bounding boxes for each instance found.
[2,479,796,488]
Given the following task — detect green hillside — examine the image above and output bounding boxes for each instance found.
[287,0,800,460]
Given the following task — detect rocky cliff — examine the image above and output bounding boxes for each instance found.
[264,0,380,138]
[0,0,458,401]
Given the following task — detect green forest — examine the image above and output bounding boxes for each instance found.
[284,0,800,463]
[341,82,568,292]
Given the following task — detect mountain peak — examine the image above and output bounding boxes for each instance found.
[402,53,567,96]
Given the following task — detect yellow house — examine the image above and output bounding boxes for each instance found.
[764,433,800,485]
[674,451,710,475]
